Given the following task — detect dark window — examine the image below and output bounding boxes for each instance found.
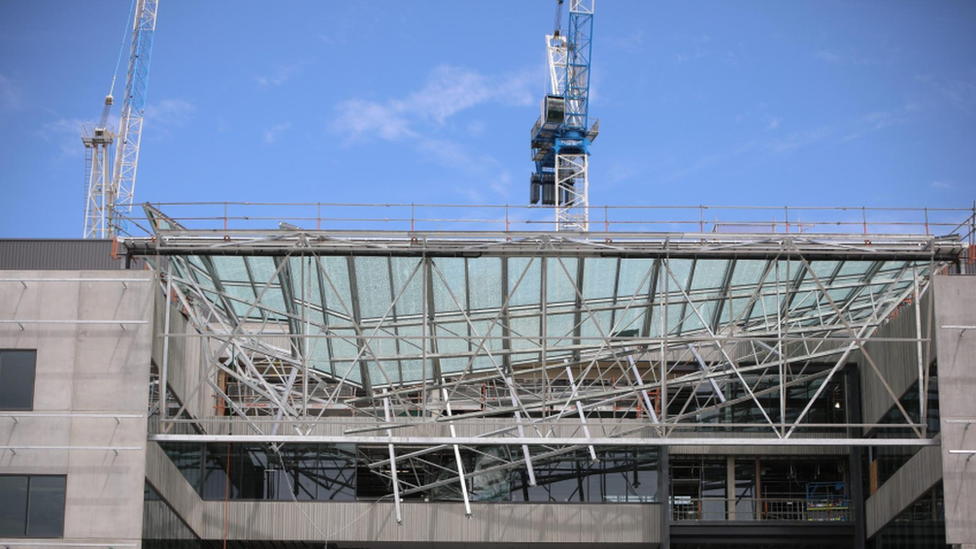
[0,350,37,410]
[0,475,66,538]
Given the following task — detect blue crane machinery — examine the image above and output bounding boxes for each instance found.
[83,0,159,239]
[529,0,599,231]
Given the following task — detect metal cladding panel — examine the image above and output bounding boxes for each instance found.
[859,290,935,427]
[145,441,205,536]
[200,500,661,543]
[865,444,942,538]
[0,239,125,270]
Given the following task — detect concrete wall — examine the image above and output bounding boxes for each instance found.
[0,270,154,548]
[933,275,976,546]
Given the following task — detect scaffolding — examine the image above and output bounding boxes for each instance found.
[126,202,973,521]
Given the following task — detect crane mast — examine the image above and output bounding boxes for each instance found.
[529,0,598,231]
[83,0,159,239]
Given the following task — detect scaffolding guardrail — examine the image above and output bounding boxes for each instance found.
[671,496,853,522]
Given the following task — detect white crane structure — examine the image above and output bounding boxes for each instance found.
[82,0,159,240]
[530,0,598,232]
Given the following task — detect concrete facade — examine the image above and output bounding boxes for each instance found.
[0,270,155,548]
[934,275,976,546]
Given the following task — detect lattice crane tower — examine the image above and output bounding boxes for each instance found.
[529,0,599,231]
[82,0,158,240]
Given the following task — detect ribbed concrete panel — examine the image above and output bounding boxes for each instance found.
[142,500,198,541]
[865,444,942,537]
[0,239,125,270]
[860,290,935,427]
[145,441,204,536]
[934,275,976,546]
[200,500,660,544]
[152,299,212,425]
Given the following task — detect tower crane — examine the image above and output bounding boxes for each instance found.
[529,0,598,231]
[83,0,159,239]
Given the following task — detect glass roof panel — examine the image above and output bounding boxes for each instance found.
[580,309,612,340]
[546,312,576,348]
[508,257,541,308]
[509,315,540,352]
[612,306,647,336]
[809,260,840,280]
[431,258,466,314]
[547,257,578,304]
[659,259,693,293]
[355,257,393,320]
[390,257,423,317]
[836,260,874,278]
[211,256,249,283]
[615,258,653,301]
[167,248,942,388]
[680,300,715,334]
[730,260,767,287]
[582,258,617,300]
[319,256,353,317]
[690,259,729,291]
[468,258,502,311]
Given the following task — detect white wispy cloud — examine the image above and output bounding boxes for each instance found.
[38,117,91,158]
[930,181,954,190]
[331,99,415,142]
[263,122,292,144]
[145,99,196,127]
[0,73,23,111]
[921,71,976,116]
[255,65,302,88]
[766,117,781,131]
[329,64,534,143]
[813,49,896,66]
[667,105,915,180]
[328,64,532,201]
[606,29,645,54]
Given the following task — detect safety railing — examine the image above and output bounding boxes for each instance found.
[671,497,853,522]
[122,201,976,240]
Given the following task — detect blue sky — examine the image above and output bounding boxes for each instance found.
[0,1,974,237]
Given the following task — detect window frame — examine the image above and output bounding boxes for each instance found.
[0,474,67,539]
[0,349,38,411]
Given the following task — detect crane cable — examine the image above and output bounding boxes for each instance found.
[108,0,138,99]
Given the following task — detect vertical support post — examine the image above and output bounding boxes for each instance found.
[846,367,866,549]
[160,260,173,423]
[440,387,472,517]
[913,264,926,425]
[421,255,428,417]
[565,367,598,462]
[660,445,670,549]
[727,456,736,521]
[382,389,403,525]
[508,377,537,487]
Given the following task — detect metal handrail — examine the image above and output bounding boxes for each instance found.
[671,496,853,522]
[119,201,976,240]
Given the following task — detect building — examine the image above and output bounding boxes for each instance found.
[1,203,975,549]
